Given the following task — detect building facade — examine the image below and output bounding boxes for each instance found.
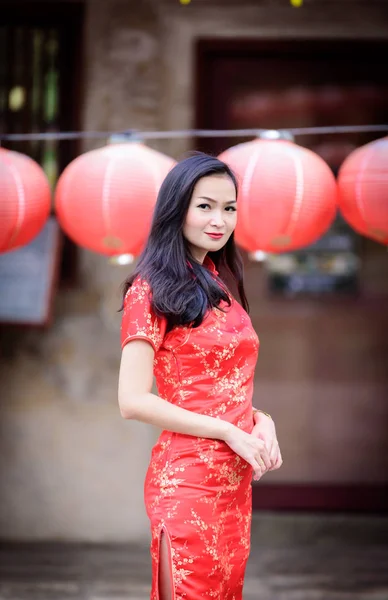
[0,0,387,542]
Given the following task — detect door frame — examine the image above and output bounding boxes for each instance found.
[195,38,388,512]
[1,2,85,305]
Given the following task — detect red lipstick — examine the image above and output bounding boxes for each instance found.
[206,233,223,240]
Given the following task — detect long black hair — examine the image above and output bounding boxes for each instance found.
[122,152,249,331]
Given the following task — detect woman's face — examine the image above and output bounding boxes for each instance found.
[183,174,237,263]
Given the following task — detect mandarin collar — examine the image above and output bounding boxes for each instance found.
[187,256,219,276]
[204,256,219,276]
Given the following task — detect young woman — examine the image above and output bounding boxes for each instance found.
[118,153,282,600]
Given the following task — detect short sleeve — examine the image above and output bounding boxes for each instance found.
[121,278,167,353]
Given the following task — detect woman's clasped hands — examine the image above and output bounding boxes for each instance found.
[224,413,283,482]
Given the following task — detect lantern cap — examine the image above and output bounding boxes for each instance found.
[248,251,268,262]
[258,129,294,142]
[109,254,135,266]
[108,131,141,144]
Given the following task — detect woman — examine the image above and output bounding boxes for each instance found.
[118,153,282,600]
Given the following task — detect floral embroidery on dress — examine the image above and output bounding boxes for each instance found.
[121,278,167,353]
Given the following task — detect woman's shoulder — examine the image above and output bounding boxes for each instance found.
[126,272,152,291]
[124,275,152,305]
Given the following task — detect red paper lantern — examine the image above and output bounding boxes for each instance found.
[55,142,176,257]
[219,135,338,253]
[337,137,388,244]
[0,148,51,253]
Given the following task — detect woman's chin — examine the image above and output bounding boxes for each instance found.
[202,238,226,251]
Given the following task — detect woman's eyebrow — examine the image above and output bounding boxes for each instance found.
[198,196,237,204]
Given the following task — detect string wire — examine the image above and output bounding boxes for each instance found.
[0,124,387,142]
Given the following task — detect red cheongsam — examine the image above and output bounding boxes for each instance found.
[121,257,260,600]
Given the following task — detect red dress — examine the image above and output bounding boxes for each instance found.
[121,258,260,599]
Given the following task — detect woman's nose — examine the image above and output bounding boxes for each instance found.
[210,212,224,227]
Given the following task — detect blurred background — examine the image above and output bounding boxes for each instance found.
[0,0,387,598]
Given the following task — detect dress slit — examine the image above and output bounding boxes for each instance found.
[156,525,176,600]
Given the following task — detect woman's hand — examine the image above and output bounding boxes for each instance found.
[223,424,272,481]
[251,410,283,476]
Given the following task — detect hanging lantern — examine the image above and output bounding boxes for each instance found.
[219,131,338,253]
[337,137,388,244]
[54,139,176,259]
[0,148,51,253]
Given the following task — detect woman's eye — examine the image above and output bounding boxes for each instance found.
[197,204,236,211]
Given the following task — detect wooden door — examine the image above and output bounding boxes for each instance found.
[196,40,388,511]
[0,2,84,321]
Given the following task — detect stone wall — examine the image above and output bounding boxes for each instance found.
[0,0,387,541]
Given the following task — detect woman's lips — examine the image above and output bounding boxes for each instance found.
[206,233,224,239]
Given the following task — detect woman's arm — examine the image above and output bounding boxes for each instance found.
[119,340,232,439]
[118,339,271,477]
